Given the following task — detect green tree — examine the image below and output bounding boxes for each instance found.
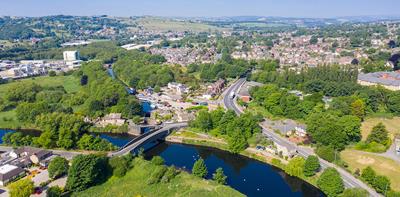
[151,156,165,166]
[46,186,63,197]
[285,157,305,177]
[373,175,391,194]
[48,156,69,179]
[192,158,208,178]
[366,123,389,146]
[8,179,34,197]
[227,130,248,154]
[338,188,368,197]
[317,168,344,197]
[212,167,227,185]
[66,154,109,192]
[351,99,366,120]
[109,156,130,177]
[361,166,376,184]
[316,146,339,163]
[303,155,320,177]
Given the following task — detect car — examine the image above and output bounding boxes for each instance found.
[34,187,42,195]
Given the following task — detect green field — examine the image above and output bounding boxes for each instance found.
[137,17,226,32]
[0,75,81,99]
[74,158,244,197]
[361,117,400,140]
[341,149,400,191]
[0,75,81,129]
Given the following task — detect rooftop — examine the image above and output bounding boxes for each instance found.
[358,71,400,86]
[0,164,18,174]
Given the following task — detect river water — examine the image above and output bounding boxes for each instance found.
[0,128,323,197]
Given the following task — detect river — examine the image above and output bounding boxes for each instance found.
[0,128,323,197]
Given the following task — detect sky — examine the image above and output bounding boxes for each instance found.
[0,0,399,18]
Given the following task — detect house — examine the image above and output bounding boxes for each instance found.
[0,164,25,186]
[30,150,52,165]
[97,113,126,127]
[167,82,189,95]
[9,147,53,167]
[358,71,400,91]
[237,81,263,103]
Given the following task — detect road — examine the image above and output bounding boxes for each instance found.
[109,122,188,157]
[223,78,380,197]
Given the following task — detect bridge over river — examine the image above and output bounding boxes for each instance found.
[108,122,188,157]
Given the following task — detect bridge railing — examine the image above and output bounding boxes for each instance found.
[118,128,160,151]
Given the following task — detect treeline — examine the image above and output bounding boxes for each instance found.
[1,61,145,150]
[189,108,261,153]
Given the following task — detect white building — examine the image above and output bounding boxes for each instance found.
[0,164,25,186]
[63,51,80,61]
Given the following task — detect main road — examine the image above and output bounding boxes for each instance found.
[223,78,380,197]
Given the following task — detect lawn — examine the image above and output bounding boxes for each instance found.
[0,110,21,129]
[74,158,244,197]
[341,149,400,191]
[0,75,81,99]
[361,117,400,140]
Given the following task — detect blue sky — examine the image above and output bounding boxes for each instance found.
[0,0,399,18]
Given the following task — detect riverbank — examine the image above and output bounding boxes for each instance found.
[74,157,245,197]
[166,129,319,187]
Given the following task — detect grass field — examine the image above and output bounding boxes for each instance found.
[0,75,81,129]
[341,149,400,191]
[74,158,244,197]
[0,75,80,99]
[137,17,226,32]
[0,110,21,129]
[361,117,400,140]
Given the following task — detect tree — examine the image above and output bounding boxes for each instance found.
[48,156,69,179]
[285,157,305,177]
[193,110,213,132]
[8,179,34,197]
[227,130,248,154]
[317,168,344,197]
[47,186,63,197]
[109,156,130,177]
[361,166,376,184]
[366,123,389,146]
[304,155,320,177]
[192,158,208,178]
[316,146,339,163]
[213,167,227,185]
[66,154,109,192]
[151,156,165,166]
[351,99,366,120]
[338,188,368,197]
[373,175,391,194]
[48,70,57,77]
[310,36,318,44]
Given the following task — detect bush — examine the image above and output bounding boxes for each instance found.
[361,166,376,184]
[338,188,368,197]
[147,166,167,185]
[284,157,305,177]
[354,141,388,153]
[372,175,391,194]
[48,156,69,179]
[47,186,63,197]
[151,156,165,166]
[316,146,339,163]
[160,166,179,183]
[109,156,130,177]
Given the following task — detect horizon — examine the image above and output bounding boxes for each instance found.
[1,0,400,18]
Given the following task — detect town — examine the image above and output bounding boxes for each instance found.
[0,1,400,197]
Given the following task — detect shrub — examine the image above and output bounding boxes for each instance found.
[151,156,165,166]
[372,175,391,194]
[160,166,179,183]
[48,156,69,179]
[361,166,376,184]
[147,166,167,185]
[316,146,339,163]
[192,158,208,178]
